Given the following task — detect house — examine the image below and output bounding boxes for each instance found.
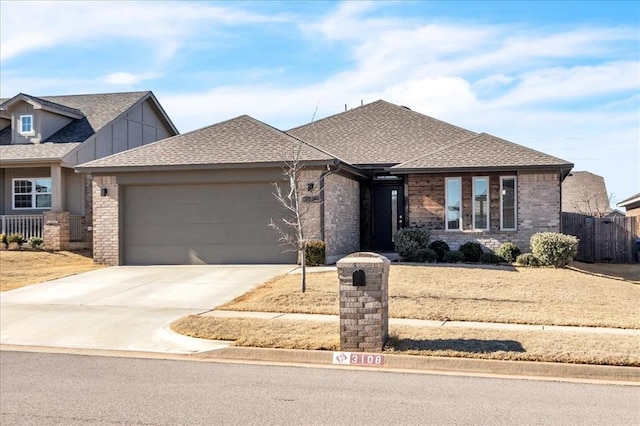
[0,91,178,249]
[77,100,573,265]
[562,171,623,218]
[617,193,640,237]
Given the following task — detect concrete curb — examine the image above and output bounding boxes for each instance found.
[196,346,640,385]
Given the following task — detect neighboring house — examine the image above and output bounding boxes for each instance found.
[0,91,178,249]
[562,171,623,218]
[617,193,640,236]
[77,100,574,266]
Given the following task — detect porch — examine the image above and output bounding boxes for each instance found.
[1,214,89,248]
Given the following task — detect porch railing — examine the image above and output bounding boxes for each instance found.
[0,215,44,239]
[70,215,83,242]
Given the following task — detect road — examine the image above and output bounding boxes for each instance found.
[1,351,638,425]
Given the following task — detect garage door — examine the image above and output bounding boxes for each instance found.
[123,183,297,265]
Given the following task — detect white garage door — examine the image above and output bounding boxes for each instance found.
[123,183,297,265]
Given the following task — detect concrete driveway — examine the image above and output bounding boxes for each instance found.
[0,265,295,354]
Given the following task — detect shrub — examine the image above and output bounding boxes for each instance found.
[394,227,430,262]
[495,242,521,263]
[530,232,578,268]
[415,248,437,263]
[0,233,6,245]
[480,252,503,264]
[443,250,465,263]
[428,240,450,262]
[6,233,25,246]
[27,236,44,249]
[516,253,541,267]
[459,241,483,262]
[304,239,325,266]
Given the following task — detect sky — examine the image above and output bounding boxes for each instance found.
[1,0,638,207]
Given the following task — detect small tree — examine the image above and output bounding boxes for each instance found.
[270,104,327,293]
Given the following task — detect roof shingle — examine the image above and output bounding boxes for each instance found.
[78,115,337,170]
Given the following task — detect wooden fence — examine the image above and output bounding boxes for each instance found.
[561,212,638,263]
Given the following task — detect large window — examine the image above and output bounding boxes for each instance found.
[19,115,34,135]
[445,177,462,230]
[473,177,489,230]
[13,178,52,209]
[500,176,517,230]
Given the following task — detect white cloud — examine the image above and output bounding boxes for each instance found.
[0,1,287,62]
[102,72,162,86]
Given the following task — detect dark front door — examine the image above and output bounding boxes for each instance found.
[373,183,404,251]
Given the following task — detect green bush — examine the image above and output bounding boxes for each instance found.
[27,237,44,249]
[428,240,450,262]
[415,248,437,263]
[480,252,503,264]
[443,250,465,263]
[530,232,578,268]
[495,242,521,263]
[0,233,6,245]
[6,233,25,246]
[516,253,541,267]
[394,227,430,262]
[459,241,483,262]
[304,239,326,266]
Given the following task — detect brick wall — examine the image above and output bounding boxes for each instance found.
[43,211,70,251]
[83,175,93,242]
[324,173,360,262]
[92,175,119,265]
[408,171,561,252]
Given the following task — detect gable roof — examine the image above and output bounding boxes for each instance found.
[77,115,338,172]
[1,91,163,144]
[617,192,640,210]
[288,100,477,166]
[562,171,616,216]
[392,133,573,172]
[288,100,573,174]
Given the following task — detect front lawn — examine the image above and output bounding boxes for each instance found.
[218,264,640,329]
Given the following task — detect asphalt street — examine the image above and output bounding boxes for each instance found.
[1,351,638,425]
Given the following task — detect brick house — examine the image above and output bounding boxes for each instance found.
[0,92,178,249]
[78,100,573,265]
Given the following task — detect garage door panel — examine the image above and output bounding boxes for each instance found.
[123,183,296,264]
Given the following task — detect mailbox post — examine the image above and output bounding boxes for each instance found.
[336,252,390,352]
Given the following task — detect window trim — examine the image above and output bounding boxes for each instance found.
[472,176,490,231]
[445,177,462,231]
[12,177,52,210]
[19,114,35,135]
[500,176,517,231]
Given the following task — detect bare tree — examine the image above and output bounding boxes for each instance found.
[571,191,615,218]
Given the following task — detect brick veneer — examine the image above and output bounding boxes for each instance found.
[324,173,360,262]
[43,211,70,251]
[337,252,389,352]
[92,176,120,265]
[82,175,93,243]
[408,172,561,252]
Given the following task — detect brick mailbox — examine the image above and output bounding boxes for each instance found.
[336,252,390,352]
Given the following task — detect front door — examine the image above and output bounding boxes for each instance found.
[373,183,404,251]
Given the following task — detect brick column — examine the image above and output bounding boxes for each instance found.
[337,252,389,352]
[93,176,120,265]
[43,211,70,251]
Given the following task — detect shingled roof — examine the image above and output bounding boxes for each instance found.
[0,91,165,145]
[77,115,338,172]
[562,171,616,216]
[288,100,477,166]
[392,133,573,172]
[0,142,82,163]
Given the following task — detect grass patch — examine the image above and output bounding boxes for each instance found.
[0,249,104,292]
[171,316,640,366]
[218,265,640,329]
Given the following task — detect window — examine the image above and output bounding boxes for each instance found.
[445,177,462,230]
[12,178,51,209]
[473,177,489,230]
[500,176,517,230]
[19,115,34,135]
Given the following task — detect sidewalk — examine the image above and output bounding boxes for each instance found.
[201,310,640,336]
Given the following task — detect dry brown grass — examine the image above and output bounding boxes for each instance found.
[171,316,640,366]
[0,249,104,292]
[219,264,640,329]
